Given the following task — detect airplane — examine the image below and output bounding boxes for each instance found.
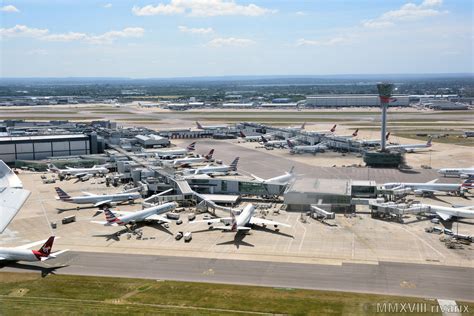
[406,204,474,221]
[385,137,432,153]
[184,157,239,176]
[92,202,177,228]
[285,122,306,131]
[304,124,337,136]
[287,139,327,154]
[382,179,471,196]
[192,203,290,232]
[55,187,141,207]
[261,136,288,148]
[172,149,214,167]
[49,164,109,180]
[0,236,68,263]
[196,121,228,130]
[155,142,196,159]
[251,166,295,185]
[358,132,391,147]
[438,167,474,178]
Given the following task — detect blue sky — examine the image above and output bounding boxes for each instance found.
[1,0,472,77]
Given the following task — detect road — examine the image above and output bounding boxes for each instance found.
[3,251,473,302]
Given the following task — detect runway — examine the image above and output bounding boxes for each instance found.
[3,251,473,302]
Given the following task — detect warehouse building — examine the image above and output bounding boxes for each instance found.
[306,95,410,107]
[0,134,94,163]
[135,134,170,148]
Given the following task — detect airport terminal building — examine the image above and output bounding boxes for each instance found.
[306,95,410,107]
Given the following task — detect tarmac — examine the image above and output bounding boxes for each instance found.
[2,251,473,302]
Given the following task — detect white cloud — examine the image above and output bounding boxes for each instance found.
[295,11,307,16]
[132,0,275,17]
[178,25,213,34]
[0,25,145,44]
[1,5,19,13]
[0,25,48,38]
[103,3,113,9]
[296,37,347,47]
[207,37,255,47]
[27,49,48,56]
[362,0,447,28]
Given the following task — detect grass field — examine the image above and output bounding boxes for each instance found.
[1,272,468,315]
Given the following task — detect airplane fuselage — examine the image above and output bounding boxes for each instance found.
[116,202,177,224]
[0,248,41,262]
[63,192,141,205]
[384,182,461,194]
[438,168,474,178]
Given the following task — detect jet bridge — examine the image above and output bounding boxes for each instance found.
[369,201,430,222]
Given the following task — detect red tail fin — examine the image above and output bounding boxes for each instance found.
[352,129,359,137]
[205,149,214,160]
[330,124,337,132]
[386,132,391,140]
[38,236,54,256]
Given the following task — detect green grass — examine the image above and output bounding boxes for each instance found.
[0,272,464,315]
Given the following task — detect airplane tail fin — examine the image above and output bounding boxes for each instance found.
[230,211,237,232]
[205,149,214,160]
[286,139,294,148]
[330,124,337,133]
[196,121,203,129]
[38,236,54,256]
[187,142,196,151]
[55,187,71,201]
[301,122,306,129]
[427,137,433,147]
[261,136,268,143]
[288,166,295,174]
[229,157,240,171]
[240,131,246,138]
[104,208,121,224]
[48,164,60,173]
[386,132,391,140]
[352,129,359,137]
[461,179,474,189]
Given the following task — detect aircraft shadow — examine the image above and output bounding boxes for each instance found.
[252,225,294,238]
[216,232,254,249]
[92,232,123,241]
[0,262,69,278]
[148,223,174,236]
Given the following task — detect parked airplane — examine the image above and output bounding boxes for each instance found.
[0,236,68,263]
[55,187,141,207]
[438,167,474,178]
[196,121,227,130]
[407,204,474,221]
[184,157,239,175]
[386,137,432,153]
[172,149,214,167]
[287,139,327,154]
[49,164,109,179]
[358,132,391,147]
[193,204,290,232]
[261,136,288,148]
[239,131,274,142]
[383,179,470,196]
[155,142,196,159]
[251,167,295,185]
[285,122,306,131]
[92,202,177,228]
[305,124,337,136]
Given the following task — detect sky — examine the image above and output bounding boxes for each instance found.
[0,0,472,78]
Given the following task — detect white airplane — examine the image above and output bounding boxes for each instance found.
[92,202,177,227]
[193,204,290,232]
[196,121,227,130]
[304,124,337,136]
[55,187,141,207]
[49,164,109,179]
[251,167,295,185]
[184,157,239,175]
[0,236,68,263]
[285,122,306,131]
[155,142,196,159]
[383,179,471,196]
[287,139,327,154]
[260,136,288,148]
[358,132,391,147]
[407,204,474,221]
[386,137,432,153]
[172,149,214,167]
[438,167,474,178]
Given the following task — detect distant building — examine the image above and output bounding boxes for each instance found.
[424,100,469,110]
[306,95,410,107]
[260,103,298,108]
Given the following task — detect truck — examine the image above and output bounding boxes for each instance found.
[187,213,196,221]
[184,232,192,242]
[62,215,76,225]
[167,213,180,220]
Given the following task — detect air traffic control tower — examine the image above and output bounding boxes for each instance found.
[363,83,404,168]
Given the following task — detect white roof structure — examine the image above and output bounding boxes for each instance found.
[0,160,30,233]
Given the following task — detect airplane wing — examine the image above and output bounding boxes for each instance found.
[249,217,291,228]
[426,179,438,184]
[146,214,171,223]
[212,226,251,231]
[94,200,112,207]
[14,239,49,249]
[250,174,265,182]
[436,212,451,221]
[42,249,69,261]
[414,189,441,195]
[75,173,89,178]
